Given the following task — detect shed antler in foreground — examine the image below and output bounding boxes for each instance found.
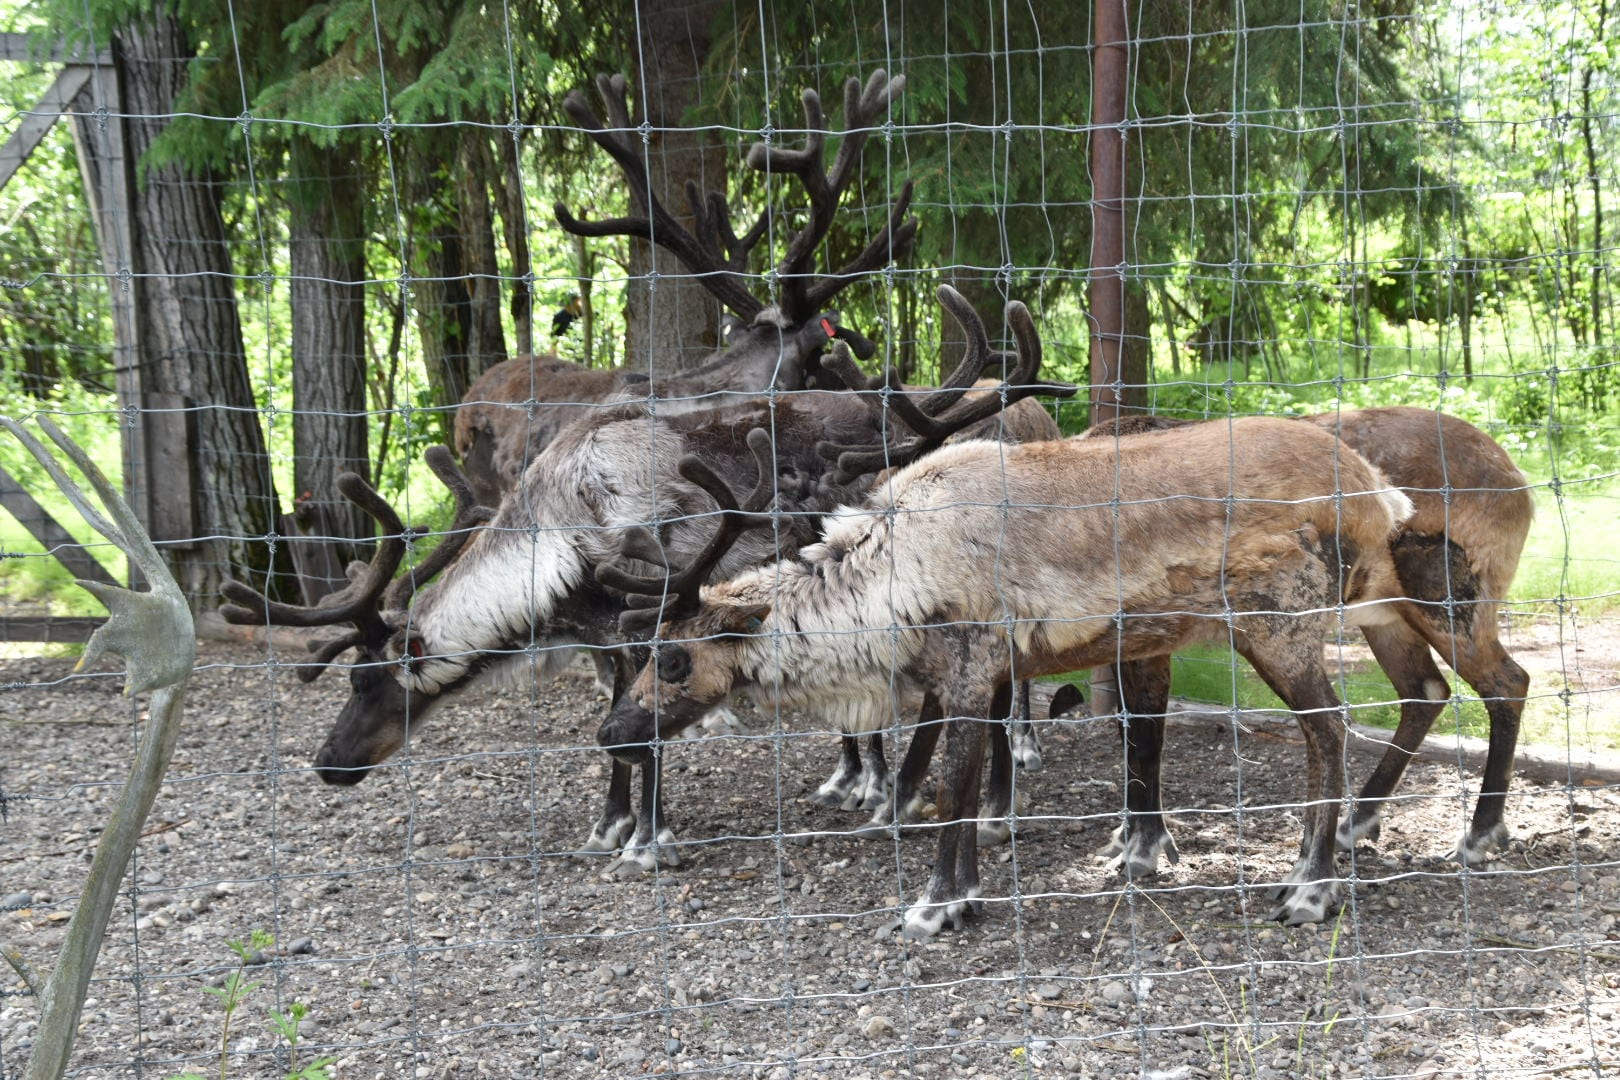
[1,415,194,1080]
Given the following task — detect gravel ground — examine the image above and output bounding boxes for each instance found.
[1,636,1617,1080]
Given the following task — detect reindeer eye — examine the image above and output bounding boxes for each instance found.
[743,616,763,633]
[656,646,692,683]
[406,637,426,660]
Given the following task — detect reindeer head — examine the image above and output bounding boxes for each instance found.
[220,448,493,784]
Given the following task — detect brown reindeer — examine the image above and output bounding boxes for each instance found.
[452,70,917,508]
[1073,408,1532,871]
[225,288,1072,877]
[599,410,1415,936]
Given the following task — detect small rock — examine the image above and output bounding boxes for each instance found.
[666,1038,683,1056]
[581,1045,599,1062]
[1100,981,1131,1005]
[1035,982,1062,1001]
[862,1014,895,1039]
[595,964,615,986]
[446,842,475,859]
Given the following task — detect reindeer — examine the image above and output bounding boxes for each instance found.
[599,406,1415,936]
[837,406,1533,874]
[224,287,1072,876]
[453,69,916,508]
[1071,408,1532,871]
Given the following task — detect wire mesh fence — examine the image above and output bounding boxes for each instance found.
[1,1,1617,1077]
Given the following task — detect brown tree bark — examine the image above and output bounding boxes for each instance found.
[623,0,727,380]
[118,12,283,605]
[458,130,508,377]
[287,139,369,599]
[496,131,534,359]
[1088,0,1138,424]
[404,134,473,445]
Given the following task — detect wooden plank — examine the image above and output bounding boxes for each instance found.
[0,464,121,587]
[0,616,106,643]
[0,32,111,65]
[69,65,150,567]
[0,65,92,190]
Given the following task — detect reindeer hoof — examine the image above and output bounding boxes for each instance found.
[1267,862,1341,925]
[809,786,848,809]
[853,818,901,841]
[700,706,743,735]
[810,771,857,808]
[977,818,1012,847]
[581,814,635,855]
[1335,809,1382,852]
[1270,881,1341,926]
[1453,822,1509,867]
[607,829,681,877]
[1099,824,1178,879]
[900,896,966,941]
[853,775,892,813]
[1011,732,1043,773]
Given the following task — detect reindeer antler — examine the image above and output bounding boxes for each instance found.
[555,69,917,330]
[219,446,494,681]
[594,427,781,635]
[816,285,1077,484]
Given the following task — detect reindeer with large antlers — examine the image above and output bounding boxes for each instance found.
[219,448,496,777]
[600,404,1418,936]
[229,287,1071,876]
[455,69,917,507]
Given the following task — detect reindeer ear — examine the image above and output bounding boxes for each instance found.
[721,603,770,635]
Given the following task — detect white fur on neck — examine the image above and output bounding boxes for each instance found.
[404,525,588,693]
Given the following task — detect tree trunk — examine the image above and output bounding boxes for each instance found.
[405,135,473,445]
[287,139,369,600]
[118,13,283,605]
[459,130,508,376]
[497,131,534,359]
[1088,0,1131,426]
[1121,283,1150,412]
[624,0,726,380]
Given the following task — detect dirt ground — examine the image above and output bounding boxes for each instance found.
[1,629,1616,1080]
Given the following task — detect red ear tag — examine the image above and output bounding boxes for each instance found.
[820,317,836,338]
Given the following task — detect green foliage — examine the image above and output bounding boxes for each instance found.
[166,930,335,1080]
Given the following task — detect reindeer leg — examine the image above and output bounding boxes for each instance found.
[582,758,637,854]
[977,710,1015,848]
[1452,638,1528,865]
[590,651,616,702]
[1098,656,1178,878]
[860,696,941,836]
[852,733,892,812]
[1010,678,1044,772]
[1414,624,1529,866]
[1340,620,1450,851]
[902,685,992,941]
[584,654,638,854]
[811,735,864,808]
[610,754,681,877]
[1238,645,1346,926]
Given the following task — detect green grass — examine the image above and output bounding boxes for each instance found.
[1044,632,1619,753]
[1512,481,1620,616]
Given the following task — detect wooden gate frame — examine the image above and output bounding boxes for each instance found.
[1,33,161,643]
